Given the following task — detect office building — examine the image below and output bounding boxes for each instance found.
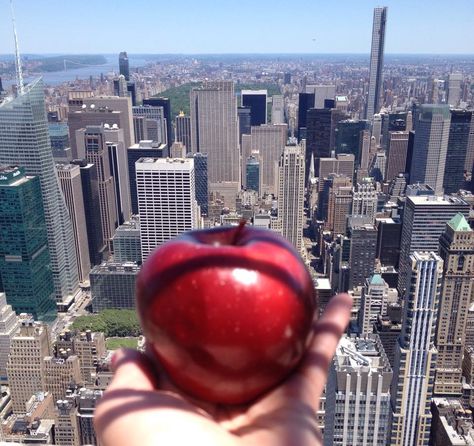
[0,167,56,320]
[366,7,387,120]
[381,112,407,148]
[374,305,402,366]
[187,152,209,216]
[56,330,107,385]
[190,81,240,192]
[307,84,336,109]
[410,104,451,195]
[119,51,130,81]
[306,107,347,177]
[443,109,473,193]
[297,92,315,140]
[349,223,378,289]
[318,154,355,191]
[324,175,353,235]
[390,252,442,446]
[48,121,70,155]
[398,193,469,294]
[70,160,104,266]
[385,131,409,183]
[370,150,386,182]
[351,178,378,224]
[271,95,285,124]
[237,106,251,145]
[143,97,172,144]
[127,140,168,214]
[430,398,474,446]
[112,216,142,265]
[0,293,20,383]
[277,143,305,252]
[241,89,267,126]
[56,398,81,446]
[447,73,463,107]
[136,157,199,261]
[242,124,287,195]
[376,217,401,267]
[359,274,397,334]
[91,261,139,312]
[0,79,79,304]
[56,163,91,283]
[44,354,82,402]
[133,104,167,144]
[324,334,392,446]
[335,119,368,166]
[434,214,474,396]
[78,126,118,250]
[7,317,52,413]
[175,111,191,150]
[246,154,260,194]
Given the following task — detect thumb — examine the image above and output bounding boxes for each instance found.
[108,348,159,391]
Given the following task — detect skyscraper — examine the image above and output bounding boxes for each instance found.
[187,152,209,216]
[365,7,387,120]
[237,106,251,145]
[297,92,315,141]
[447,73,463,107]
[398,193,469,294]
[0,167,56,321]
[190,81,240,192]
[410,105,451,195]
[136,157,199,261]
[324,334,392,446]
[143,97,172,144]
[385,131,409,183]
[0,293,20,383]
[175,111,191,150]
[242,124,287,195]
[79,126,118,251]
[241,90,267,126]
[334,119,368,166]
[246,154,260,194]
[390,252,442,446]
[132,105,167,144]
[271,95,285,124]
[443,109,473,194]
[7,317,52,414]
[56,163,91,284]
[119,51,130,81]
[434,214,474,396]
[276,143,305,252]
[0,79,79,303]
[348,223,378,289]
[351,178,378,224]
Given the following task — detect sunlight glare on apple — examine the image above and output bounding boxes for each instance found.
[231,268,258,286]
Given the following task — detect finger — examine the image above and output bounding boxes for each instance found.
[108,348,159,392]
[297,293,352,399]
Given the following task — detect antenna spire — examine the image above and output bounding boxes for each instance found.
[10,0,24,94]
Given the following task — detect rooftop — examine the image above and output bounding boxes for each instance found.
[448,213,471,232]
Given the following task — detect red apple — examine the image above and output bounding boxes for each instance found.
[136,222,317,404]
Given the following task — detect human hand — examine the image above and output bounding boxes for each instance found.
[94,293,352,446]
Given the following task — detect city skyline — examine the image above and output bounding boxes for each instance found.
[0,1,473,55]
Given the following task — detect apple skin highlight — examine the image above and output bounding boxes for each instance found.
[136,224,317,405]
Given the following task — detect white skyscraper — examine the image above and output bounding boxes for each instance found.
[136,158,200,261]
[390,252,442,446]
[0,293,20,383]
[366,7,387,120]
[447,73,463,107]
[277,143,305,253]
[0,79,79,302]
[271,95,285,124]
[190,81,240,193]
[351,178,378,224]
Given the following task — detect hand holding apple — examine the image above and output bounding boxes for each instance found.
[136,222,317,404]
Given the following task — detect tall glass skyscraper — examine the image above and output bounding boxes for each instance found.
[0,79,79,303]
[0,167,56,321]
[366,7,387,120]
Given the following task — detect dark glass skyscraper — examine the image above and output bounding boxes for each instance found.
[443,109,473,194]
[0,167,56,321]
[365,7,387,120]
[246,155,260,194]
[188,152,209,216]
[241,90,267,126]
[297,92,315,141]
[335,119,368,166]
[143,97,172,145]
[237,106,251,145]
[119,51,130,81]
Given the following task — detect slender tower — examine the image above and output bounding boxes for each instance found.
[0,5,79,303]
[390,252,442,446]
[366,7,387,120]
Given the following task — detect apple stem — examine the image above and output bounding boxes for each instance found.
[231,219,247,245]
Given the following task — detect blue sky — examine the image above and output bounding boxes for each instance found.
[0,0,473,54]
